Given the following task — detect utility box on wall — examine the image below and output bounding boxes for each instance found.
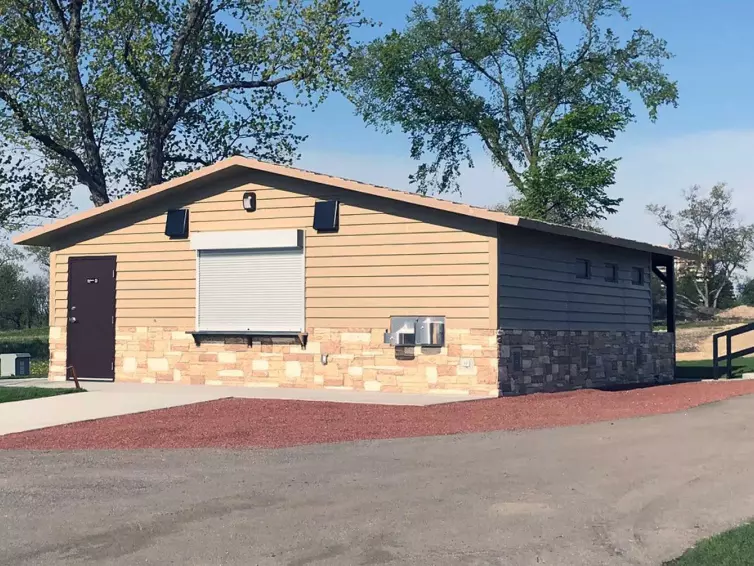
[0,353,31,377]
[384,316,446,347]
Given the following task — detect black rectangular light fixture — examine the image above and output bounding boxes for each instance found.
[243,191,256,212]
[313,200,339,233]
[165,209,189,239]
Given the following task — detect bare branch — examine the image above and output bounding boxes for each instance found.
[191,75,298,102]
[164,154,211,166]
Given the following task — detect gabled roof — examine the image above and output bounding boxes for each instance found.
[13,156,694,259]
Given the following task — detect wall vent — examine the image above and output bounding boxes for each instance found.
[165,209,189,239]
[313,200,339,233]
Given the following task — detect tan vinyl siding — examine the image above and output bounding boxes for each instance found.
[52,170,496,331]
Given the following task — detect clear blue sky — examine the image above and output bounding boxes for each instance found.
[287,0,754,251]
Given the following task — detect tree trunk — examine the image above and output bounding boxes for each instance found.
[57,1,110,207]
[143,129,166,189]
[86,176,109,206]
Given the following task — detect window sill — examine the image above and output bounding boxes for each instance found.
[188,330,308,348]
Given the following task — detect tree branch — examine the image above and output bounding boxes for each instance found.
[164,153,211,166]
[0,87,98,191]
[123,35,160,111]
[192,74,297,101]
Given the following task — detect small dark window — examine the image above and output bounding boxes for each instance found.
[165,209,189,239]
[313,200,340,232]
[631,267,644,286]
[605,263,618,283]
[576,259,591,279]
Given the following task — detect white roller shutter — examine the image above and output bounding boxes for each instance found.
[197,248,304,332]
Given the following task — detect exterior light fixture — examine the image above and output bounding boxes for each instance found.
[243,192,256,212]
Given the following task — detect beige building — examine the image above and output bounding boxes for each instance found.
[15,157,691,396]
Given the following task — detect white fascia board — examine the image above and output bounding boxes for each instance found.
[191,229,303,251]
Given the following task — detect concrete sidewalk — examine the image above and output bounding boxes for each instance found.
[0,379,477,436]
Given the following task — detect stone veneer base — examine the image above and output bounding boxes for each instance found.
[48,326,677,397]
[48,326,499,397]
[498,329,675,395]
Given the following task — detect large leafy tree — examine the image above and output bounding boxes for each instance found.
[738,278,754,307]
[351,0,677,226]
[0,0,366,227]
[0,240,47,329]
[648,184,754,310]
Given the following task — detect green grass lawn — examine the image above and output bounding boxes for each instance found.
[0,386,82,404]
[676,358,754,379]
[665,521,754,565]
[0,327,49,340]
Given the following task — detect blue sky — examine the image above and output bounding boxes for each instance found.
[61,0,754,252]
[289,0,754,249]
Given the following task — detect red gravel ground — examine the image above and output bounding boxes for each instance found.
[2,380,754,450]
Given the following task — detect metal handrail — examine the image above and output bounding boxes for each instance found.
[712,322,754,379]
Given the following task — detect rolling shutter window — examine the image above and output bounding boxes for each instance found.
[197,249,304,332]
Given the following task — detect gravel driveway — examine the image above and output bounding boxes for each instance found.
[3,394,754,565]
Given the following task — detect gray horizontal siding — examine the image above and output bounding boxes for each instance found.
[498,226,652,331]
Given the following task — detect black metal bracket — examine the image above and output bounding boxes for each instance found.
[651,254,676,334]
[188,331,308,349]
[651,265,668,285]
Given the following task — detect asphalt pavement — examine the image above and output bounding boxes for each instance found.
[2,394,754,565]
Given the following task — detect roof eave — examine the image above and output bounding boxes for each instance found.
[512,217,696,260]
[12,156,697,261]
[13,158,249,247]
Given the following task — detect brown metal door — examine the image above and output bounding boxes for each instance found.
[66,257,116,380]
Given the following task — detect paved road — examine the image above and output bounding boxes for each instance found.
[3,395,754,565]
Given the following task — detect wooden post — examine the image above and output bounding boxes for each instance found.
[67,366,82,390]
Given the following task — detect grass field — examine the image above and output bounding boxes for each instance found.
[665,521,754,565]
[0,387,81,404]
[676,358,754,379]
[0,327,49,378]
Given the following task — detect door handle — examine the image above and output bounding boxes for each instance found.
[69,316,78,323]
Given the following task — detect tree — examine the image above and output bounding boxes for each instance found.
[23,245,50,272]
[351,0,677,226]
[0,241,24,267]
[739,278,754,307]
[648,183,754,310]
[0,0,367,227]
[0,253,48,330]
[651,274,666,321]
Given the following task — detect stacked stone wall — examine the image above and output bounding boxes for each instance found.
[498,330,675,395]
[49,326,499,397]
